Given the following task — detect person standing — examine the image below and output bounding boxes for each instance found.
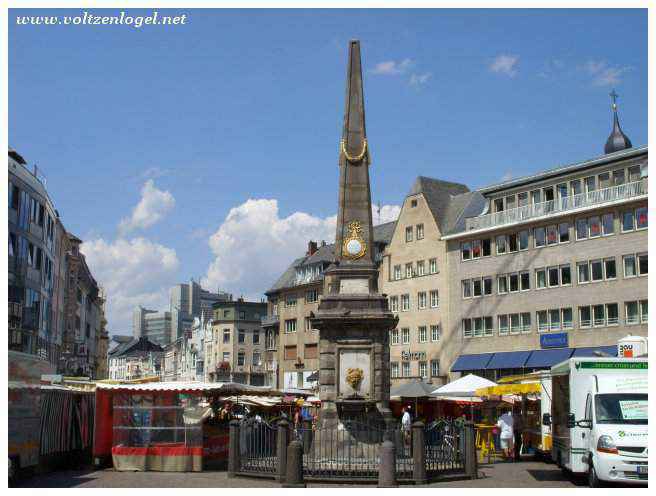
[401,407,412,455]
[496,409,514,460]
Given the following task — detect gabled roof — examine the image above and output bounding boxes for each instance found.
[108,337,163,358]
[407,176,470,233]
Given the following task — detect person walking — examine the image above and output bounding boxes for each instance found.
[496,408,514,461]
[401,407,412,456]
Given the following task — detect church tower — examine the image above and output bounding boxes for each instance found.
[312,40,398,429]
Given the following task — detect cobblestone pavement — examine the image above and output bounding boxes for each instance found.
[15,460,592,488]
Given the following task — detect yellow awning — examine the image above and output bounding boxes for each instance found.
[475,383,542,396]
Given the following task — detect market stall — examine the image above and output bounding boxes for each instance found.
[93,381,276,472]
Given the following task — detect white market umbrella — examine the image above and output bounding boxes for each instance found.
[431,374,497,417]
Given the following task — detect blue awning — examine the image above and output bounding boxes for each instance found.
[525,348,574,368]
[451,353,494,372]
[571,346,618,357]
[485,351,532,370]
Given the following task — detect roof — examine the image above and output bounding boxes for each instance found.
[8,148,27,165]
[266,221,396,294]
[96,381,276,395]
[390,380,438,398]
[407,177,470,233]
[108,336,163,358]
[111,335,133,344]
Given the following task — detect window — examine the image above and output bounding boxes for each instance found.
[473,318,483,337]
[483,277,493,295]
[416,224,424,240]
[237,352,245,366]
[405,263,413,278]
[556,183,568,200]
[521,312,531,333]
[463,319,473,338]
[590,260,603,282]
[621,211,635,232]
[253,352,262,366]
[484,317,494,337]
[534,227,546,247]
[623,254,636,277]
[598,172,611,189]
[401,294,410,311]
[549,309,561,330]
[390,296,399,312]
[411,199,418,208]
[498,275,508,293]
[429,258,438,274]
[548,267,559,287]
[391,362,399,378]
[253,330,260,344]
[305,317,312,331]
[472,239,482,258]
[430,290,439,307]
[578,262,589,283]
[306,289,318,303]
[304,344,317,359]
[223,329,230,343]
[636,207,648,229]
[462,280,471,298]
[430,325,440,342]
[640,300,648,323]
[482,239,492,257]
[531,189,541,204]
[560,265,571,285]
[638,253,648,275]
[496,235,507,255]
[576,218,588,240]
[498,315,509,335]
[419,361,427,378]
[402,362,411,377]
[559,223,570,243]
[570,179,582,196]
[509,273,519,292]
[461,242,471,261]
[430,360,440,377]
[401,328,410,344]
[612,169,625,185]
[394,265,402,281]
[286,294,297,307]
[222,351,230,363]
[510,314,520,334]
[602,213,614,235]
[604,258,617,279]
[418,292,427,309]
[285,319,297,333]
[390,329,400,345]
[519,230,529,250]
[416,260,425,276]
[508,233,518,253]
[593,304,606,327]
[543,187,554,202]
[579,306,592,328]
[546,225,558,245]
[562,308,573,329]
[606,303,619,326]
[284,345,297,360]
[418,326,427,343]
[405,226,413,242]
[625,301,639,325]
[238,330,245,343]
[520,271,530,291]
[537,311,549,332]
[628,165,641,182]
[506,195,516,210]
[518,192,528,207]
[473,278,483,296]
[494,198,504,212]
[589,216,601,238]
[584,176,596,193]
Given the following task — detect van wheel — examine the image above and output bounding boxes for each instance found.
[588,464,603,488]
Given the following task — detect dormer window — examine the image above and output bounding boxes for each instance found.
[411,199,418,208]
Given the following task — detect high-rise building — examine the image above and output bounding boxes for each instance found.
[132,306,172,347]
[169,279,231,340]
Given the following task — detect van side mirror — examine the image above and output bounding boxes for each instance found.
[542,413,551,426]
[567,413,576,428]
[576,419,592,429]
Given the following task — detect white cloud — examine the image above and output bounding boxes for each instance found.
[118,179,175,235]
[370,58,413,76]
[81,237,180,333]
[581,60,631,87]
[489,54,519,77]
[201,199,400,300]
[501,171,513,181]
[409,72,432,86]
[374,204,402,224]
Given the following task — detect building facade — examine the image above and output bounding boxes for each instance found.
[162,315,209,382]
[132,306,172,347]
[170,279,231,341]
[108,336,164,381]
[205,299,267,385]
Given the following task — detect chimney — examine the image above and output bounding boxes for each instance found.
[307,240,318,256]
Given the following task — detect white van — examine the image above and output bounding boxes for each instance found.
[546,357,647,487]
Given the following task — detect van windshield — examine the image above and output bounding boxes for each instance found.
[595,393,647,425]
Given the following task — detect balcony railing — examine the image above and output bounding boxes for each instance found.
[465,179,647,232]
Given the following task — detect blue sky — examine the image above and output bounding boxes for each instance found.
[9,9,647,333]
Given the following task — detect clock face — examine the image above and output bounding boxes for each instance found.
[346,239,362,255]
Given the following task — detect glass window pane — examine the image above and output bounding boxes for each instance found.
[520,272,530,290]
[605,258,616,279]
[561,265,571,285]
[598,172,610,189]
[606,304,618,325]
[519,230,529,250]
[498,315,508,335]
[612,169,625,185]
[484,277,492,295]
[559,223,569,242]
[628,165,641,182]
[625,301,638,324]
[521,312,531,332]
[593,304,605,326]
[550,309,561,330]
[548,267,559,287]
[509,274,519,292]
[602,213,614,235]
[585,176,596,192]
[636,207,648,229]
[562,308,573,329]
[579,306,591,327]
[578,262,589,283]
[638,253,647,275]
[536,270,546,289]
[473,279,482,297]
[622,211,634,231]
[472,239,482,258]
[510,314,520,333]
[640,301,648,323]
[496,235,507,254]
[537,311,548,332]
[624,255,636,277]
[508,233,518,252]
[589,216,601,237]
[534,227,546,247]
[482,239,491,257]
[591,260,603,281]
[576,219,588,240]
[570,180,582,196]
[498,276,508,293]
[546,225,558,245]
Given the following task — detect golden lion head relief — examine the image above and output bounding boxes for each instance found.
[345,367,364,391]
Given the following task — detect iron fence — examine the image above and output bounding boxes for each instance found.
[425,418,465,475]
[238,419,278,475]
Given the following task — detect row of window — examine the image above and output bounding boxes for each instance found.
[216,328,261,344]
[490,164,646,214]
[283,343,318,360]
[391,360,440,378]
[9,181,57,247]
[461,253,648,299]
[392,258,438,280]
[9,232,55,288]
[461,207,648,261]
[405,224,425,242]
[389,291,439,312]
[390,325,441,345]
[463,300,648,338]
[284,289,321,308]
[215,351,263,367]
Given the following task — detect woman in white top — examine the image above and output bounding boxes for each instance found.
[496,409,514,460]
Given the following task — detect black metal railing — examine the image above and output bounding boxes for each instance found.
[238,419,278,475]
[425,418,465,475]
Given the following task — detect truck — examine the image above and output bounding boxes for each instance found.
[546,357,647,487]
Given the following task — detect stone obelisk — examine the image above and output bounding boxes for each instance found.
[312,40,398,430]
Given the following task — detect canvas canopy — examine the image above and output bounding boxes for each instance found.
[431,374,497,401]
[475,383,542,396]
[390,380,437,398]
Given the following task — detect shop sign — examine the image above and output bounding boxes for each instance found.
[539,333,568,349]
[401,350,427,361]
